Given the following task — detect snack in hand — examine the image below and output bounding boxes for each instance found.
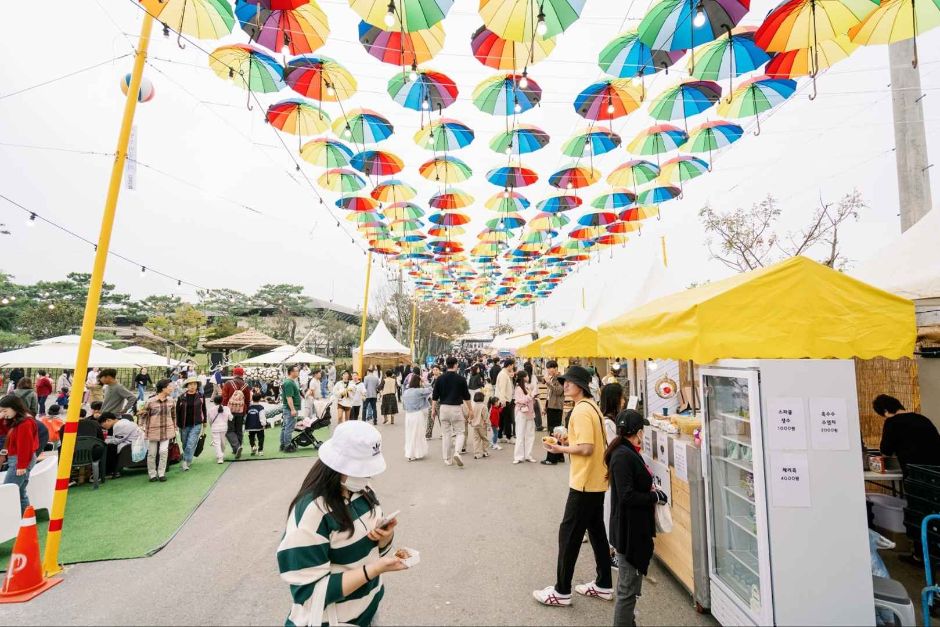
[394,548,411,560]
[542,436,557,445]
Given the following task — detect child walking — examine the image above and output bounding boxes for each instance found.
[487,397,502,451]
[208,395,231,464]
[244,393,265,456]
[469,391,490,460]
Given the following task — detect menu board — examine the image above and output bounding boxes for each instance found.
[643,453,672,503]
[769,452,811,508]
[809,397,850,450]
[767,397,807,450]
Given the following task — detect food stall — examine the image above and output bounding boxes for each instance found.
[599,256,915,626]
[351,320,412,371]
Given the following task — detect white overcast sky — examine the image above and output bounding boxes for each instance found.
[1,0,938,335]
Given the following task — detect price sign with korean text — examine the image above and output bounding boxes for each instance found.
[674,439,689,483]
[642,428,653,458]
[767,397,807,450]
[769,452,811,507]
[809,397,849,450]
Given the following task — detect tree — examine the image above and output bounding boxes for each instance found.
[197,289,251,318]
[314,310,360,357]
[492,323,515,336]
[699,190,864,272]
[252,284,312,343]
[413,301,469,360]
[145,304,208,357]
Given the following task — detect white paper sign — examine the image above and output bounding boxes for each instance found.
[643,454,672,503]
[674,440,689,483]
[655,430,669,463]
[809,397,850,450]
[627,396,639,410]
[767,397,807,450]
[769,452,811,508]
[642,428,653,458]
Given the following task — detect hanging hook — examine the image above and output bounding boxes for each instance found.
[754,113,761,136]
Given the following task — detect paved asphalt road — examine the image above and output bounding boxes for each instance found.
[7,419,717,626]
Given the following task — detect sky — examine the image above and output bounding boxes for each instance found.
[1,0,939,337]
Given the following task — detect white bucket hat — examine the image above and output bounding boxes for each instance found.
[318,421,387,478]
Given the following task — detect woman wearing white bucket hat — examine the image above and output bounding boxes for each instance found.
[277,421,408,626]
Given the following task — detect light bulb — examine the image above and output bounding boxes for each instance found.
[607,103,616,115]
[409,69,418,82]
[344,124,351,138]
[47,304,55,310]
[536,15,548,36]
[140,266,147,278]
[1,298,8,305]
[384,7,395,27]
[693,8,706,27]
[27,213,36,227]
[422,98,430,110]
[519,74,529,89]
[326,85,335,97]
[647,360,659,371]
[504,146,512,155]
[514,101,522,113]
[566,182,574,190]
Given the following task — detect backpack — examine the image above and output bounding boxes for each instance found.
[229,381,247,414]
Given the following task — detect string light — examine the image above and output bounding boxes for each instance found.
[518,71,529,90]
[422,97,430,110]
[384,0,396,27]
[535,8,548,36]
[139,265,147,277]
[513,98,522,113]
[409,63,419,82]
[693,2,707,27]
[27,212,36,227]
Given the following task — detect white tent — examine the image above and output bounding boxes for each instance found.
[0,342,145,369]
[116,345,183,368]
[242,344,331,365]
[352,320,411,366]
[853,208,940,300]
[34,335,110,347]
[489,333,536,355]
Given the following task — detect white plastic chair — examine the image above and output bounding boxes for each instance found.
[26,455,58,513]
[0,483,21,543]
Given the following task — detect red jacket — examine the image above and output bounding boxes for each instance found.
[36,376,53,397]
[221,378,251,407]
[6,417,38,470]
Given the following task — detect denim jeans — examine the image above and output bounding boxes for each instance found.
[137,384,146,402]
[4,454,36,513]
[180,425,201,464]
[364,397,378,424]
[38,395,48,415]
[280,410,297,448]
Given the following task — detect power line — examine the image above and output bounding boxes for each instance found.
[0,55,132,101]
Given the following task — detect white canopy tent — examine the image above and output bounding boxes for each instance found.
[116,345,184,368]
[0,342,146,369]
[34,335,110,347]
[489,333,536,355]
[853,208,940,300]
[352,320,411,367]
[242,344,331,365]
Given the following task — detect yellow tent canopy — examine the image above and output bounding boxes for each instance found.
[597,256,915,362]
[542,326,601,358]
[518,335,554,358]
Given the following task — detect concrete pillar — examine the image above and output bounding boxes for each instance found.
[889,39,933,232]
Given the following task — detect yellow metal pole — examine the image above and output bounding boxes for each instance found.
[357,250,373,374]
[43,11,155,576]
[408,296,417,360]
[660,235,668,268]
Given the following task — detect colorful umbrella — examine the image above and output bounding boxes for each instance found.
[358,20,445,66]
[388,69,459,111]
[350,0,453,32]
[595,233,630,248]
[766,35,858,79]
[486,190,531,212]
[413,118,475,150]
[607,160,661,190]
[562,127,622,158]
[549,165,601,190]
[537,194,583,212]
[473,73,543,115]
[234,0,329,56]
[757,0,877,52]
[471,25,556,71]
[332,109,394,144]
[591,189,638,209]
[351,150,405,176]
[627,124,689,158]
[371,179,418,202]
[717,76,796,134]
[577,211,619,227]
[648,80,721,129]
[142,0,234,44]
[529,212,570,230]
[419,156,473,183]
[661,155,710,192]
[636,185,681,204]
[486,214,527,229]
[209,44,285,107]
[265,99,331,146]
[285,56,357,101]
[383,202,425,220]
[598,31,685,78]
[849,0,938,67]
[430,189,474,209]
[691,27,770,96]
[618,205,661,222]
[573,79,643,121]
[486,165,539,188]
[479,0,586,41]
[429,211,472,227]
[568,226,605,241]
[686,120,743,165]
[300,137,354,168]
[345,210,383,224]
[607,220,643,234]
[336,195,379,212]
[638,0,750,66]
[318,168,367,192]
[489,124,550,154]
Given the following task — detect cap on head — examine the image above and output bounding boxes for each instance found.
[616,409,649,436]
[233,367,245,377]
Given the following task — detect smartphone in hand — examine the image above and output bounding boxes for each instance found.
[378,510,400,530]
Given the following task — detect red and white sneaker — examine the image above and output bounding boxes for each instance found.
[574,581,613,601]
[533,586,572,607]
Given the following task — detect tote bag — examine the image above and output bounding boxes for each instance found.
[655,502,673,534]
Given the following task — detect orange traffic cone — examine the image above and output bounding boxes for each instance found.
[0,506,62,603]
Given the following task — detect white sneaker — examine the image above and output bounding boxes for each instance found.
[453,454,464,467]
[493,444,503,450]
[444,459,453,466]
[526,457,537,463]
[180,461,189,471]
[574,581,613,601]
[216,458,224,464]
[513,459,522,464]
[533,586,572,607]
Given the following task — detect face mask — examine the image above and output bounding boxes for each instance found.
[343,476,371,493]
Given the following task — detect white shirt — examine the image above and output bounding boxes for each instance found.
[86,370,99,386]
[334,381,354,408]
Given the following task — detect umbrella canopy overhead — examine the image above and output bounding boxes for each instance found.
[242,344,331,365]
[203,328,286,350]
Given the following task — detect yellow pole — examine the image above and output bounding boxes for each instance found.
[660,235,668,268]
[357,250,373,375]
[408,296,417,359]
[43,11,155,576]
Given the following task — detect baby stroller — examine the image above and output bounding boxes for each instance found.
[292,399,331,449]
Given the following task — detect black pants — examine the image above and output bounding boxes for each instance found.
[534,399,543,430]
[499,402,515,439]
[545,408,565,463]
[351,406,361,420]
[555,489,612,595]
[248,429,264,451]
[226,414,245,451]
[363,397,377,424]
[105,442,120,475]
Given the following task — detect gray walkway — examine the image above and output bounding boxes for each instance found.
[7,420,716,626]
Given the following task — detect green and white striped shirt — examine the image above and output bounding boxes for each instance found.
[278,491,389,627]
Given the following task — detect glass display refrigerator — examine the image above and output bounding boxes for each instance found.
[700,360,874,626]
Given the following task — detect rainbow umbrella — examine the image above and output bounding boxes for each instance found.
[429,224,466,237]
[607,160,661,190]
[850,0,939,67]
[209,44,285,106]
[637,185,681,204]
[766,35,858,79]
[537,194,583,212]
[419,156,473,183]
[336,195,379,212]
[490,124,550,155]
[529,212,570,230]
[429,211,472,227]
[649,80,722,130]
[573,79,643,121]
[549,165,601,189]
[265,98,331,149]
[686,120,743,165]
[351,150,405,176]
[591,189,637,209]
[285,56,357,101]
[661,155,709,193]
[595,233,630,248]
[627,124,689,159]
[349,0,453,31]
[562,127,622,158]
[371,179,418,202]
[383,202,425,220]
[486,190,531,212]
[413,118,475,150]
[142,0,234,43]
[568,226,604,241]
[317,168,366,192]
[345,210,383,224]
[332,109,394,144]
[486,214,527,229]
[691,27,770,96]
[388,69,458,111]
[471,25,556,70]
[638,0,750,72]
[358,20,445,66]
[473,73,543,115]
[619,205,661,222]
[430,189,474,209]
[487,165,539,188]
[577,211,619,227]
[234,0,329,55]
[598,31,685,78]
[757,0,877,51]
[479,0,586,41]
[300,137,354,168]
[717,76,796,134]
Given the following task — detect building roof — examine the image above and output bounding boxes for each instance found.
[203,328,285,350]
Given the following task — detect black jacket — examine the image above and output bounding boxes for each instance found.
[608,442,657,574]
[488,364,501,386]
[880,412,940,473]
